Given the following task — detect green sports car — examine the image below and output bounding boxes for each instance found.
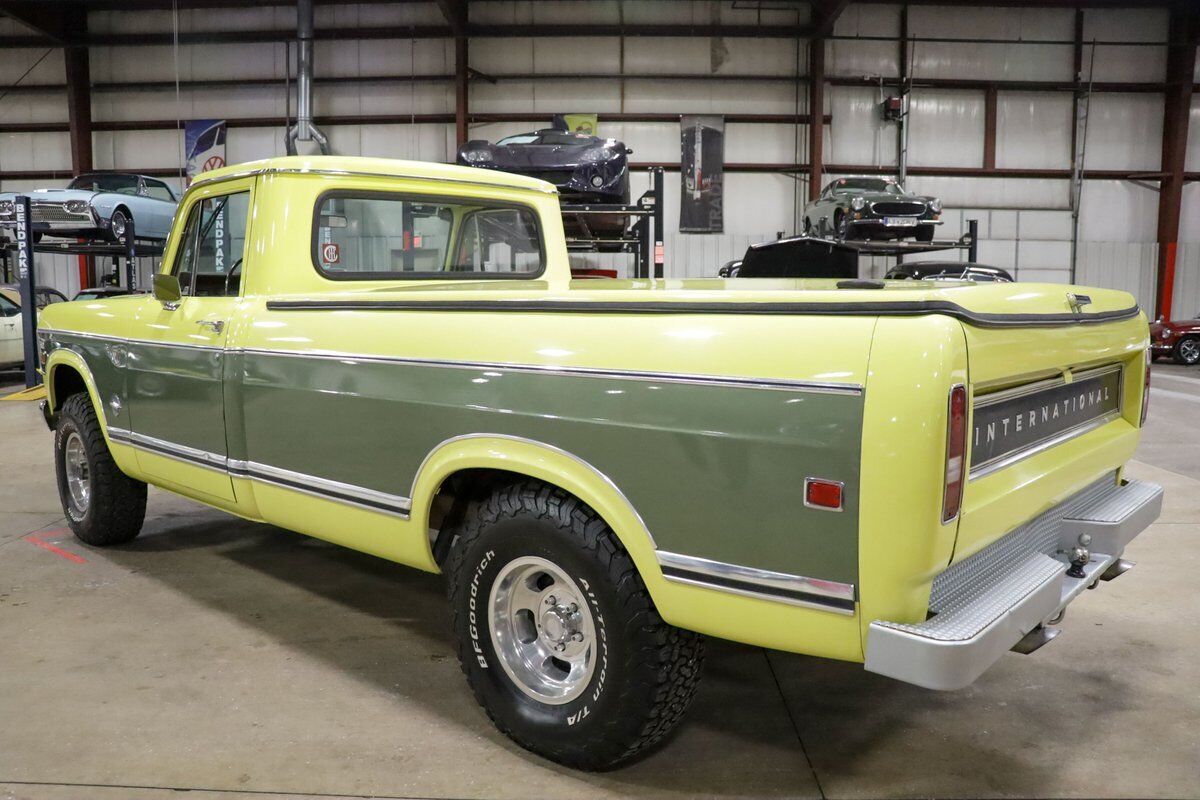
[803,177,943,242]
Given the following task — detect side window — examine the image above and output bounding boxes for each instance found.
[143,179,176,203]
[451,208,542,274]
[0,294,18,317]
[313,192,544,280]
[172,191,250,297]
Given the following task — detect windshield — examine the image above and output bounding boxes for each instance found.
[497,132,596,147]
[833,178,904,195]
[68,174,141,195]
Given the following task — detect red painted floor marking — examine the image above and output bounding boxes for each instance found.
[25,534,87,564]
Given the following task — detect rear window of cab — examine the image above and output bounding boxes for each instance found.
[311,190,546,281]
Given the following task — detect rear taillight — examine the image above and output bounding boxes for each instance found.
[1141,348,1151,426]
[943,384,968,523]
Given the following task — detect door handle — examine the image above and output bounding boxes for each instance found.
[196,319,225,335]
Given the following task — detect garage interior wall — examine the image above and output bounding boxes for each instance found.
[0,1,1197,314]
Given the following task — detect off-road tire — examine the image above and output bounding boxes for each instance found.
[54,393,147,546]
[445,479,705,770]
[1173,336,1200,366]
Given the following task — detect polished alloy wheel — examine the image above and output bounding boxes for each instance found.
[1180,338,1200,364]
[489,555,597,705]
[63,431,91,517]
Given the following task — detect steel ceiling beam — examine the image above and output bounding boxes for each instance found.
[0,0,85,45]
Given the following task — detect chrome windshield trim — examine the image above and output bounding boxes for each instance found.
[231,347,864,396]
[656,550,856,614]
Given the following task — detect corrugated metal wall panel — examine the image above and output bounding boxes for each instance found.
[907,6,1074,81]
[906,89,984,168]
[1081,8,1168,83]
[996,92,1071,169]
[1082,94,1164,172]
[1181,183,1200,241]
[1077,241,1158,311]
[829,86,896,167]
[1172,244,1200,318]
[1078,180,1159,242]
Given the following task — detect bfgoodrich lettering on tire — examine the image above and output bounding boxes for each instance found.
[54,393,147,546]
[445,479,705,770]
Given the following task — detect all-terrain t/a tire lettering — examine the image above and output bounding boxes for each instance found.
[445,479,705,770]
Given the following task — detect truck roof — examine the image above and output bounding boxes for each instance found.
[190,155,559,194]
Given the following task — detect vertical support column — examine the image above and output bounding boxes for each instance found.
[897,5,909,184]
[15,196,39,388]
[454,36,469,148]
[967,219,979,264]
[983,85,997,170]
[65,39,95,292]
[124,218,138,292]
[807,36,825,202]
[652,167,664,279]
[1154,9,1198,320]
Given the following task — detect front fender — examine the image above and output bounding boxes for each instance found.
[44,349,140,477]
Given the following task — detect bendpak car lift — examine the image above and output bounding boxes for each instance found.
[561,167,664,279]
[3,195,163,388]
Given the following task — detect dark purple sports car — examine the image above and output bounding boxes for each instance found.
[457,130,631,205]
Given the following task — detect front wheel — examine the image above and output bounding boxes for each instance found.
[834,211,850,240]
[1174,336,1200,366]
[109,209,130,243]
[54,393,147,546]
[915,223,936,242]
[446,480,705,770]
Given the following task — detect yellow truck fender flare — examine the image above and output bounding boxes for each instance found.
[45,349,108,434]
[408,433,667,600]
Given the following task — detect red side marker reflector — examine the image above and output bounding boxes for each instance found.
[805,478,843,511]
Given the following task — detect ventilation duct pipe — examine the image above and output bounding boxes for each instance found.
[285,0,331,155]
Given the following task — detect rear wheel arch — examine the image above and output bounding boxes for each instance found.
[411,435,662,590]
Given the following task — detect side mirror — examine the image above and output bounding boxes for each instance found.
[153,273,182,305]
[1156,315,1165,324]
[625,148,634,155]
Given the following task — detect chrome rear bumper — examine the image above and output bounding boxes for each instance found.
[865,474,1162,690]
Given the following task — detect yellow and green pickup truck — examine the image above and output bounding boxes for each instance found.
[37,156,1162,770]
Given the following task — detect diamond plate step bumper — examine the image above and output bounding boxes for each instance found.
[864,475,1163,690]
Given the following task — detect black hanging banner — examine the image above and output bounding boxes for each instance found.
[679,115,725,233]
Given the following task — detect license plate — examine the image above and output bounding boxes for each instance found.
[884,217,918,227]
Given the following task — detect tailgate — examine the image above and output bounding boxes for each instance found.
[954,309,1149,563]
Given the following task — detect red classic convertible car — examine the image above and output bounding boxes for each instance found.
[1150,313,1200,365]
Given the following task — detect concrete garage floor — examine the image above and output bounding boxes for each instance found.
[0,366,1197,800]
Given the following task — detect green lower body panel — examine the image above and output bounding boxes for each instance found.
[227,351,864,586]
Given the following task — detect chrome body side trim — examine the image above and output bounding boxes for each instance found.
[45,329,864,396]
[107,428,412,517]
[656,550,856,615]
[233,347,865,396]
[45,328,223,352]
[973,364,1123,409]
[229,459,412,516]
